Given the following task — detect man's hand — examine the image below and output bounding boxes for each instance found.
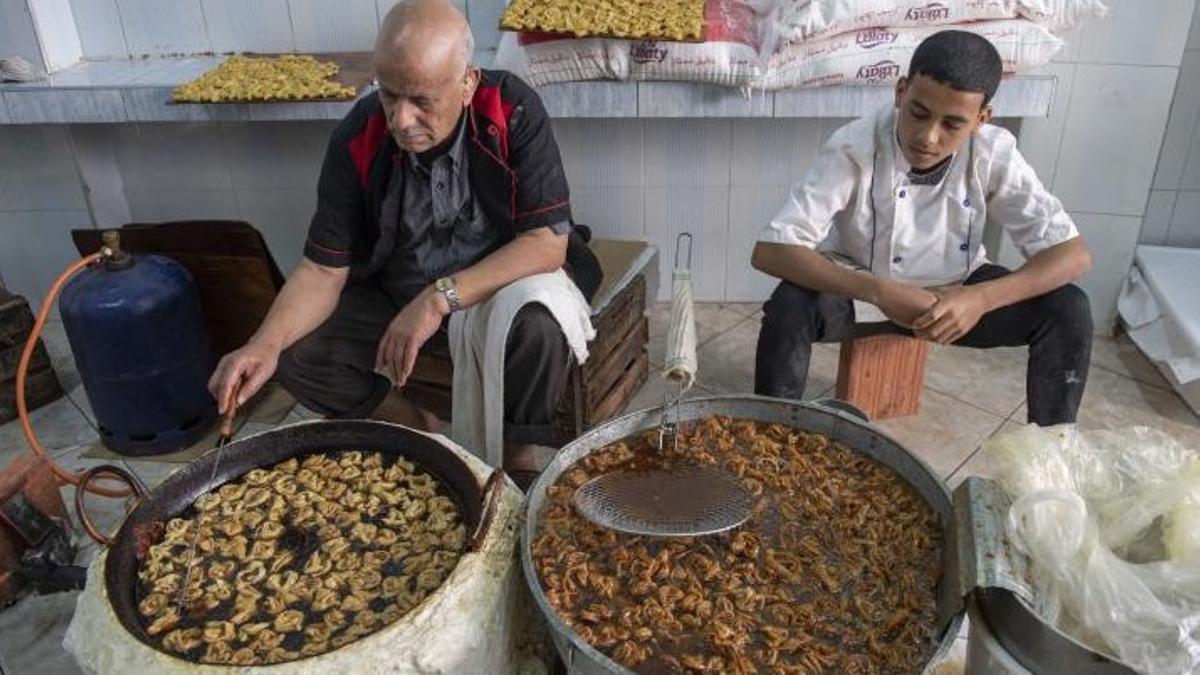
[874,279,939,328]
[208,341,281,415]
[913,285,989,344]
[376,287,449,388]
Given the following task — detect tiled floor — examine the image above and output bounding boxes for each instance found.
[0,307,1195,672]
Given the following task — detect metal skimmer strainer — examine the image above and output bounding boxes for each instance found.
[571,233,755,537]
[573,465,756,537]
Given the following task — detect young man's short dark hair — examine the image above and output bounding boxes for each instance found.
[908,30,1003,105]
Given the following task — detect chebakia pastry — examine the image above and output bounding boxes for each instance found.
[136,451,465,665]
[534,416,944,673]
[172,55,357,103]
[500,0,705,41]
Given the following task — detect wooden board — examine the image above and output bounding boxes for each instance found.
[589,239,651,314]
[72,221,285,360]
[169,52,373,104]
[583,274,646,375]
[0,292,63,425]
[585,318,648,405]
[0,368,63,425]
[0,339,52,381]
[836,334,929,420]
[589,351,649,426]
[0,292,35,344]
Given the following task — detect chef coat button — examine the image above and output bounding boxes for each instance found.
[963,197,971,207]
[959,243,969,251]
[892,256,903,264]
[898,189,907,198]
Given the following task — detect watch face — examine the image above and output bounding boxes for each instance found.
[436,277,458,310]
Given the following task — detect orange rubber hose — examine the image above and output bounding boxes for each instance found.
[15,250,133,499]
[75,464,147,545]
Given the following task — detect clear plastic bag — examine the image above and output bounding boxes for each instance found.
[986,424,1200,675]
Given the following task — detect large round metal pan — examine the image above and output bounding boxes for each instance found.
[522,395,964,674]
[974,587,1135,674]
[102,419,501,658]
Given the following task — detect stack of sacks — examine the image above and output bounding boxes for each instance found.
[495,30,621,86]
[759,0,1107,90]
[494,0,772,88]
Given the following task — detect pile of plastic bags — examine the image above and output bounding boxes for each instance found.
[986,424,1200,675]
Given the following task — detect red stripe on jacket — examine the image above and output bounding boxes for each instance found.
[348,113,388,188]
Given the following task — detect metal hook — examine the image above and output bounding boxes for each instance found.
[674,232,693,271]
[657,378,686,452]
[670,381,683,452]
[658,387,676,452]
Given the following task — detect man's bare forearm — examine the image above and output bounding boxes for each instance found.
[751,242,881,303]
[973,237,1092,312]
[249,258,349,352]
[449,227,568,310]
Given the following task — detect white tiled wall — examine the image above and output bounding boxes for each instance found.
[1009,0,1196,331]
[465,0,504,50]
[116,0,211,57]
[110,121,334,275]
[69,124,132,226]
[1145,0,1200,248]
[727,183,790,300]
[552,118,850,301]
[0,209,94,304]
[0,125,87,212]
[201,0,296,55]
[64,0,482,59]
[29,0,84,72]
[0,126,93,302]
[1075,0,1194,67]
[0,121,334,303]
[66,0,126,59]
[288,0,380,53]
[1072,213,1145,324]
[0,0,45,70]
[1052,65,1177,216]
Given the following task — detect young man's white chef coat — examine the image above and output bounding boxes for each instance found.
[759,103,1079,289]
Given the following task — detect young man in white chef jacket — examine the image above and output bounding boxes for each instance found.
[752,30,1094,426]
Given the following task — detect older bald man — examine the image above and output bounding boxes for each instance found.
[209,0,599,485]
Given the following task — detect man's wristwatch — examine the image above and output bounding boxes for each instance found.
[435,276,461,313]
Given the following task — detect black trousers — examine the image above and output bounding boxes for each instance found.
[276,282,572,445]
[754,264,1093,426]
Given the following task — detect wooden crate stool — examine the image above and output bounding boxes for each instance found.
[557,274,649,439]
[835,334,929,420]
[0,288,64,425]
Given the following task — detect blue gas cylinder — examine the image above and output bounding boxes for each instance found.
[59,236,216,456]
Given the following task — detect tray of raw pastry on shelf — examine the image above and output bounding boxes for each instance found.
[169,52,373,104]
[499,0,707,41]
